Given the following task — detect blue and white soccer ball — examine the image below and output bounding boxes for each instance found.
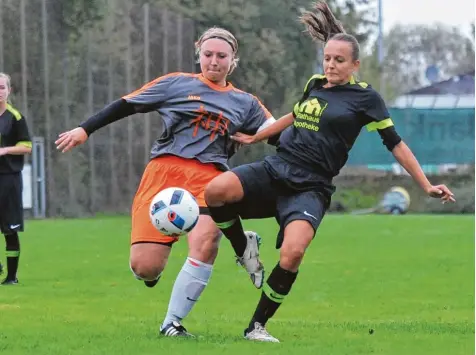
[149,187,200,236]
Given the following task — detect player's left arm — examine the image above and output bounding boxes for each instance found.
[364,90,455,203]
[0,114,32,156]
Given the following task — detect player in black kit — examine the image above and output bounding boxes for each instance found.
[203,1,455,342]
[0,73,32,285]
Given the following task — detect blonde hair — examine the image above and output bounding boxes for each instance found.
[300,1,360,60]
[0,72,11,103]
[0,72,11,89]
[195,27,239,74]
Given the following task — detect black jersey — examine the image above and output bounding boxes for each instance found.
[0,104,32,174]
[277,74,400,179]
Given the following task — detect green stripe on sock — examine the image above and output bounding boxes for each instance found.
[215,219,237,229]
[6,251,20,257]
[263,283,286,304]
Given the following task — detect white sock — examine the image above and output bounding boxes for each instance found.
[161,257,213,329]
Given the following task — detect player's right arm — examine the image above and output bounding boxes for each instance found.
[231,74,325,145]
[231,112,294,145]
[55,73,179,153]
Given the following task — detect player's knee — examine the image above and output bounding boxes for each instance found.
[205,172,243,206]
[129,260,163,281]
[204,178,227,206]
[280,245,306,271]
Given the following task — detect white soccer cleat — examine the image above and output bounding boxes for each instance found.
[244,322,280,343]
[236,231,264,289]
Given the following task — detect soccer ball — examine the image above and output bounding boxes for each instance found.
[149,187,200,236]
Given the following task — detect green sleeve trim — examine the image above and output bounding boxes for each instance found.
[303,74,326,93]
[366,118,394,132]
[16,141,32,148]
[6,104,22,121]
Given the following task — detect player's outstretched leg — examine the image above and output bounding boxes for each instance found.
[244,218,317,343]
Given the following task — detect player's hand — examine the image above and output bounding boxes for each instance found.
[55,127,88,153]
[0,147,8,156]
[426,184,456,204]
[230,132,257,145]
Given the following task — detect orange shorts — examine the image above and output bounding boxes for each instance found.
[131,155,223,245]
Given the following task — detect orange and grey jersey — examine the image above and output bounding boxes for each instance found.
[0,104,32,174]
[123,72,274,169]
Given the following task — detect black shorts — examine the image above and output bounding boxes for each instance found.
[232,155,333,248]
[0,173,24,235]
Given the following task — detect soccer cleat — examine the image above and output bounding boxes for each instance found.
[236,231,265,289]
[160,321,194,337]
[144,275,161,288]
[1,278,19,286]
[244,322,280,342]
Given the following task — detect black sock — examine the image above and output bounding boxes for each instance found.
[5,233,20,280]
[208,204,247,257]
[248,263,298,330]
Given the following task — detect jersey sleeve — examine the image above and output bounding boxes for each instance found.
[240,95,274,135]
[363,90,402,151]
[13,115,32,148]
[122,73,182,109]
[363,90,393,131]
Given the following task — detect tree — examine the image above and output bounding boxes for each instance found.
[381,24,475,95]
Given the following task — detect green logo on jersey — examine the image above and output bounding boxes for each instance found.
[293,97,328,132]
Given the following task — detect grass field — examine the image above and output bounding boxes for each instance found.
[0,215,474,355]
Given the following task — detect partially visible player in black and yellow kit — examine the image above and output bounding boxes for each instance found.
[204,1,456,342]
[0,73,32,285]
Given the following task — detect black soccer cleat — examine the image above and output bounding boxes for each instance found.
[1,278,19,286]
[144,275,161,288]
[160,321,194,337]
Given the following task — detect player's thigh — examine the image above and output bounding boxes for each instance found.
[0,174,23,235]
[231,161,278,219]
[187,215,221,263]
[131,155,222,246]
[275,190,327,249]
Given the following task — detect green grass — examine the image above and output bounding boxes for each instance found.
[0,215,474,355]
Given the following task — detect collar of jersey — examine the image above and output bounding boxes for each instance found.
[198,74,234,92]
[322,76,358,89]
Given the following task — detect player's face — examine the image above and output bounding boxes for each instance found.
[199,38,234,86]
[323,40,360,86]
[0,77,10,103]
